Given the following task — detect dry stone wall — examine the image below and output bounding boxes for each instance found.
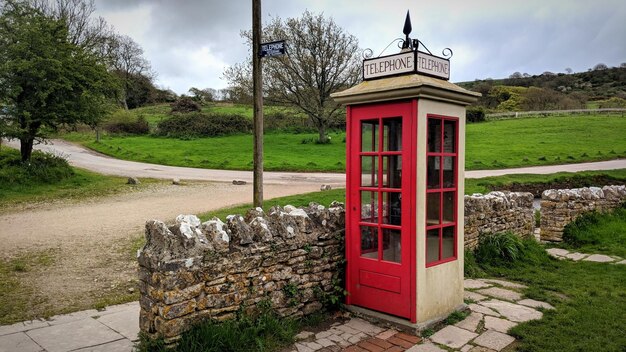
[464,191,535,248]
[138,202,345,343]
[540,185,626,242]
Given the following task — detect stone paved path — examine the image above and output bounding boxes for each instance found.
[0,302,139,352]
[289,278,552,352]
[545,248,625,264]
[0,279,551,352]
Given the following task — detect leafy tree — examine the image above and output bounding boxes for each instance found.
[0,0,115,161]
[593,63,608,71]
[224,11,361,143]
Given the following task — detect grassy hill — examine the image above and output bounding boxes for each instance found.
[63,113,626,172]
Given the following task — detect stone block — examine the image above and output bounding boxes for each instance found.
[430,325,478,349]
[473,330,515,351]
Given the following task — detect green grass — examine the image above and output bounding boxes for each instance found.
[557,206,626,257]
[75,131,347,172]
[136,308,328,352]
[0,250,57,325]
[0,148,161,209]
[62,114,626,172]
[467,233,626,352]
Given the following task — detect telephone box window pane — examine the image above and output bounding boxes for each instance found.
[361,156,378,187]
[442,226,455,259]
[382,228,401,263]
[443,120,456,153]
[428,119,441,153]
[443,191,455,224]
[382,155,402,188]
[383,117,402,151]
[427,229,440,263]
[427,192,440,225]
[443,156,455,188]
[382,192,402,225]
[360,191,378,223]
[360,226,378,259]
[427,156,440,189]
[361,120,378,152]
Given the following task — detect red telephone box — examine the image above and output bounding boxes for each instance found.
[333,42,479,327]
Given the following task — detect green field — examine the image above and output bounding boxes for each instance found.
[0,148,161,209]
[64,114,626,172]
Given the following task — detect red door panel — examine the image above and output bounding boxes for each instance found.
[346,101,415,320]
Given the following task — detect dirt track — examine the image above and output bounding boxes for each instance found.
[0,181,327,320]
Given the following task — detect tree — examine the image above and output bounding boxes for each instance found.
[224,11,361,143]
[188,87,216,104]
[0,1,115,161]
[30,0,112,54]
[593,63,608,71]
[508,72,522,79]
[104,34,153,109]
[565,67,573,74]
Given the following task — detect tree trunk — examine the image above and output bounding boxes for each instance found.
[317,123,328,144]
[20,136,35,162]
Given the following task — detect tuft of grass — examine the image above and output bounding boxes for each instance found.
[136,307,327,352]
[444,310,470,325]
[560,205,626,257]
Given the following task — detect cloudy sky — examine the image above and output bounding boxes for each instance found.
[94,0,626,95]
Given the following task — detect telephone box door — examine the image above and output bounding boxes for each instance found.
[347,101,415,319]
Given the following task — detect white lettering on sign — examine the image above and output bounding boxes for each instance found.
[363,52,414,80]
[260,40,286,57]
[416,51,450,80]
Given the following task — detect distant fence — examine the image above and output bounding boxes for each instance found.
[486,108,626,121]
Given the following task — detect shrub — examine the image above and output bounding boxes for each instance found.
[466,106,486,123]
[156,112,252,138]
[473,232,548,268]
[103,110,150,135]
[170,97,201,113]
[0,149,73,185]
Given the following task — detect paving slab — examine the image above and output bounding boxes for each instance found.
[479,300,542,322]
[455,312,483,332]
[468,304,500,317]
[26,318,123,352]
[617,260,626,265]
[296,331,315,340]
[0,320,50,337]
[473,330,515,351]
[479,279,528,289]
[465,291,488,302]
[464,279,492,289]
[406,342,447,352]
[477,287,522,301]
[46,309,100,326]
[430,325,478,349]
[564,252,588,261]
[517,299,554,310]
[0,332,43,352]
[294,342,314,352]
[483,316,517,333]
[73,338,134,352]
[95,308,140,341]
[546,248,569,257]
[375,329,397,340]
[460,345,472,352]
[345,318,384,335]
[584,254,615,263]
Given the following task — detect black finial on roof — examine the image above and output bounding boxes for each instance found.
[403,10,412,36]
[402,10,412,49]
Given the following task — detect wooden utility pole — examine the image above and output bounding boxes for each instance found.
[252,0,264,207]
